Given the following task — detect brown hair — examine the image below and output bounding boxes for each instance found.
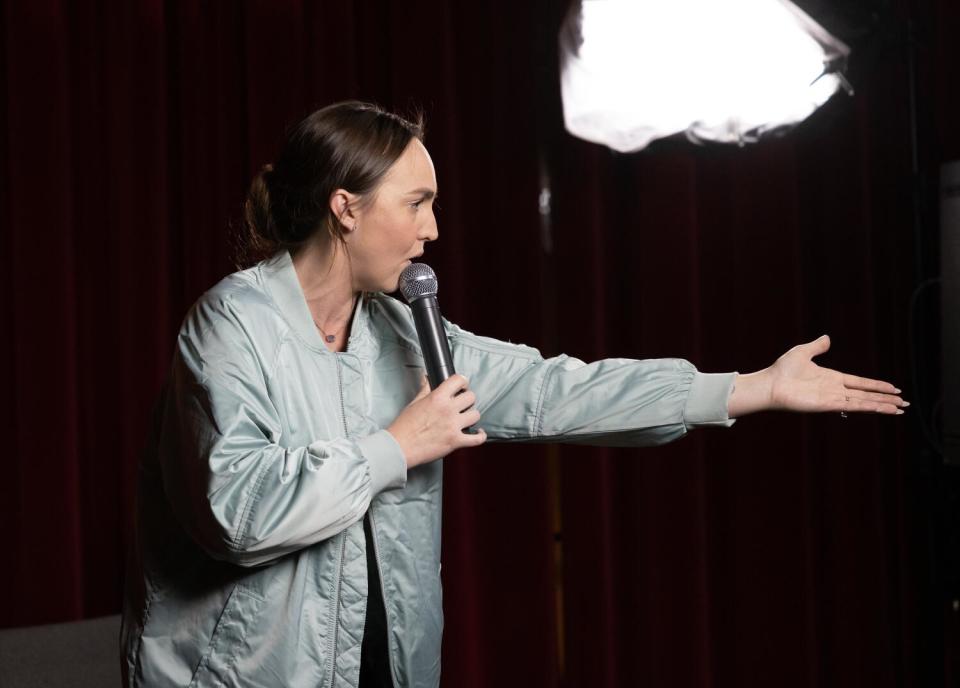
[240,101,425,266]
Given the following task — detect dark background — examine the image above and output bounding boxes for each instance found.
[1,0,957,686]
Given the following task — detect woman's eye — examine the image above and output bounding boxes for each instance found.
[410,197,437,211]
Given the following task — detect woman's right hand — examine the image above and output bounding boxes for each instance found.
[387,374,487,468]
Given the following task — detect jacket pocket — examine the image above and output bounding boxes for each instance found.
[188,584,266,688]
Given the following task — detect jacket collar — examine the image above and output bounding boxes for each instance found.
[258,249,371,354]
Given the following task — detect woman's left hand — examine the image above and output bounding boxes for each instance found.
[727,334,908,418]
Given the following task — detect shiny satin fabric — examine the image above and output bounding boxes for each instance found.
[121,249,736,688]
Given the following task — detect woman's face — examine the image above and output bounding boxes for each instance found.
[343,138,439,293]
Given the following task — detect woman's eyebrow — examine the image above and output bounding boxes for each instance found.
[405,188,437,198]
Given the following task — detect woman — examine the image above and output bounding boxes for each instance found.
[121,101,906,688]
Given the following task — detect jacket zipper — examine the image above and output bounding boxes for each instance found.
[334,355,349,436]
[327,535,347,688]
[328,356,350,688]
[367,510,398,688]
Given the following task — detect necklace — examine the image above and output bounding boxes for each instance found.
[311,295,357,344]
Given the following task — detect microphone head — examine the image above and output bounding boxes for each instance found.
[399,262,438,302]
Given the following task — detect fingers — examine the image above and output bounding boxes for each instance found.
[459,407,481,428]
[835,367,907,416]
[393,373,487,466]
[841,373,901,395]
[843,396,904,415]
[436,373,470,397]
[454,389,477,413]
[461,426,487,447]
[432,374,477,412]
[800,335,901,395]
[840,387,909,415]
[414,375,431,399]
[805,334,831,356]
[430,373,484,437]
[848,389,908,408]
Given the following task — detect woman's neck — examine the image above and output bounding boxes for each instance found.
[292,236,358,350]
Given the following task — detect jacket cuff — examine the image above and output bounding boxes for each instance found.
[356,429,408,494]
[683,372,737,428]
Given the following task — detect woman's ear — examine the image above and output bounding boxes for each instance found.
[329,189,360,232]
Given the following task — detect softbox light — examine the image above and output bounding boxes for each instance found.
[559,0,851,153]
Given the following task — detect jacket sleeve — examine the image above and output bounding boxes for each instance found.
[444,320,737,447]
[159,305,407,568]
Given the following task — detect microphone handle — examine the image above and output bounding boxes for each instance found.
[410,295,456,390]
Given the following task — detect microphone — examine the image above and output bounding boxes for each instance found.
[399,263,456,390]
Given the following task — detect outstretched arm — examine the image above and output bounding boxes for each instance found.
[443,319,735,447]
[727,334,907,418]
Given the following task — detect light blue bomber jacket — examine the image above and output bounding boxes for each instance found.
[121,249,736,688]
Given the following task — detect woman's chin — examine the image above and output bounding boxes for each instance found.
[389,262,412,293]
[362,263,410,295]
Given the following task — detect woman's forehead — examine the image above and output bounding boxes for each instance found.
[382,139,437,193]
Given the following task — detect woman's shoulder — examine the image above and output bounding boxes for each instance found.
[363,294,541,362]
[178,264,285,347]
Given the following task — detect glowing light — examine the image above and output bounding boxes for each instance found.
[559,0,850,152]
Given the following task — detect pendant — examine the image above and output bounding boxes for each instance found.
[325,334,336,343]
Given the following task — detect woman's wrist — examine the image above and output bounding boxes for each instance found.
[386,426,416,468]
[727,368,774,418]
